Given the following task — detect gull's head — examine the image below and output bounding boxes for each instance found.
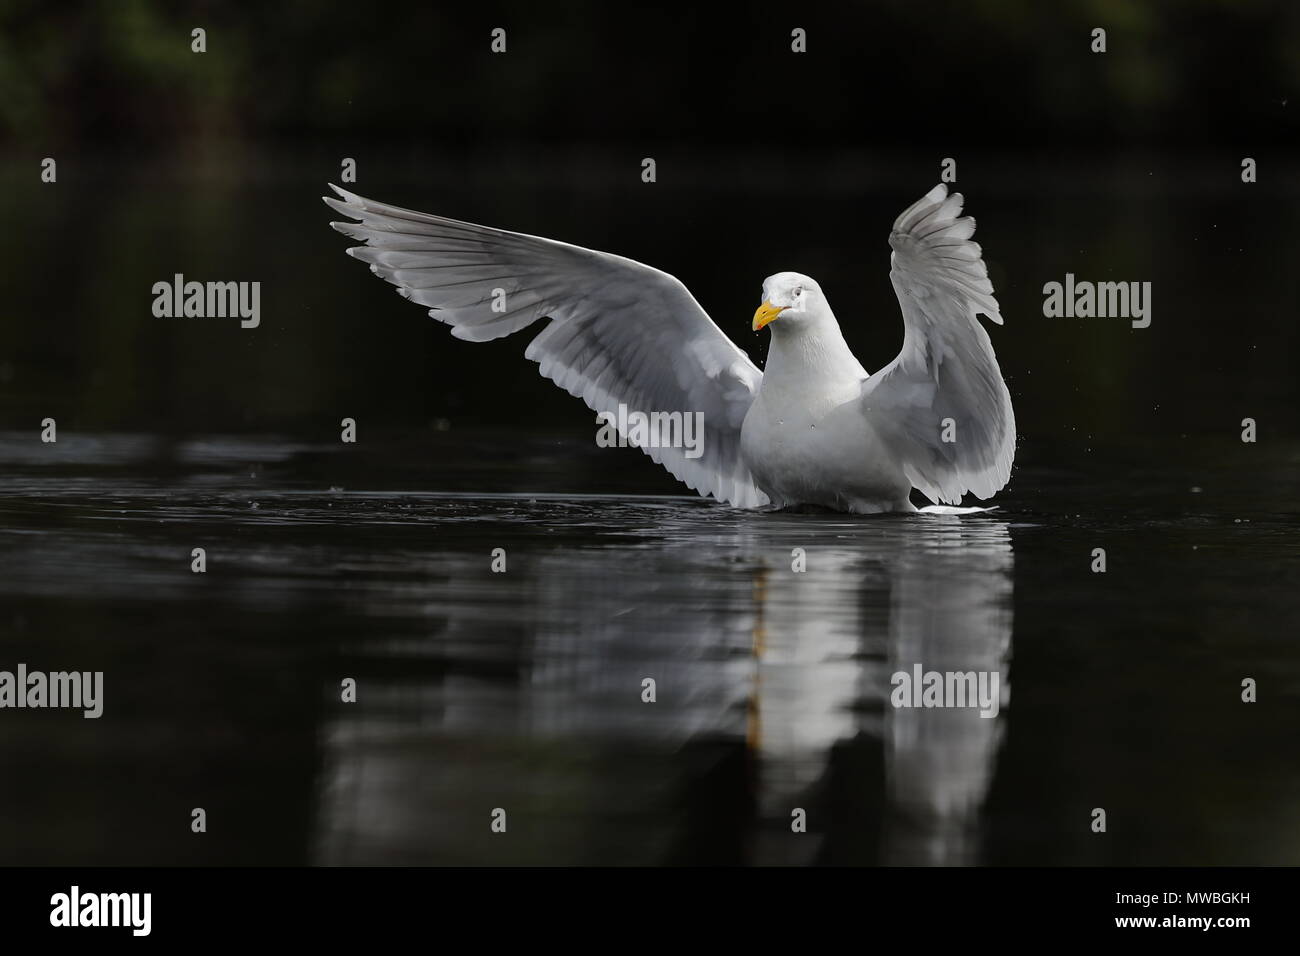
[752,272,831,333]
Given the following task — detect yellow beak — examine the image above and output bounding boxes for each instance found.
[752,300,786,331]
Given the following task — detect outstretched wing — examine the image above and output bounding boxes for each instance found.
[324,186,768,508]
[860,184,1016,504]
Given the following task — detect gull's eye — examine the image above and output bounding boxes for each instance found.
[794,286,804,297]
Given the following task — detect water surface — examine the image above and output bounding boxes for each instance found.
[0,430,1295,865]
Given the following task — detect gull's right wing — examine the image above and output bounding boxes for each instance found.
[325,186,768,507]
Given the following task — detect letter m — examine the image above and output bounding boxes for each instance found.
[1097,281,1128,318]
[207,281,239,318]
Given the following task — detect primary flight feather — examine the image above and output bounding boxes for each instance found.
[324,183,1015,513]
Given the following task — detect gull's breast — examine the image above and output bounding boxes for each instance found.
[740,390,910,510]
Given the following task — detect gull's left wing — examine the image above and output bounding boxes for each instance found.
[324,186,768,507]
[859,185,1016,504]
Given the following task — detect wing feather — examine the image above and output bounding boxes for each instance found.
[324,186,768,507]
[861,184,1016,504]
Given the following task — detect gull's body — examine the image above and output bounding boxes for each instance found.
[739,292,903,513]
[326,183,1015,513]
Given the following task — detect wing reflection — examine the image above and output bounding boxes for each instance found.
[313,501,1014,866]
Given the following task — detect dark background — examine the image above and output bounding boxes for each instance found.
[1,0,1296,460]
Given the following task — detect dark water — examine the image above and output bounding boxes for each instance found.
[0,430,1295,865]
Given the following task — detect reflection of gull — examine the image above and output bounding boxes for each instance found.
[882,525,1012,864]
[314,503,1013,865]
[737,516,1013,865]
[326,183,1015,513]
